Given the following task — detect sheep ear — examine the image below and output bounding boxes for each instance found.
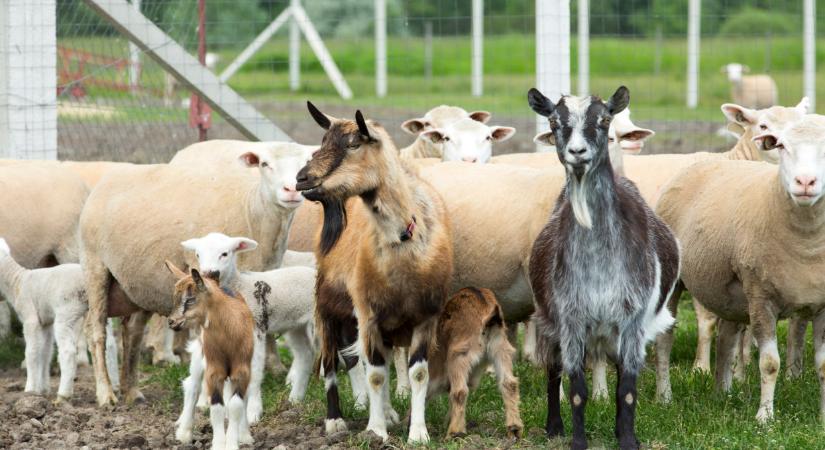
[238,152,260,167]
[190,268,206,291]
[234,238,258,253]
[355,110,372,141]
[796,97,811,114]
[607,86,630,115]
[181,239,199,252]
[468,111,491,123]
[533,130,556,146]
[527,88,555,117]
[618,128,655,142]
[721,103,758,127]
[420,129,446,144]
[753,131,781,150]
[307,101,331,130]
[401,118,429,135]
[164,260,187,280]
[490,126,516,142]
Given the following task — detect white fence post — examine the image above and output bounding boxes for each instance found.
[375,0,387,97]
[471,0,483,97]
[686,0,700,109]
[577,0,589,96]
[289,0,300,91]
[535,0,570,145]
[0,0,57,160]
[129,0,141,91]
[804,0,816,112]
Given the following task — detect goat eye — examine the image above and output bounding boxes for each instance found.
[261,162,269,168]
[760,124,767,130]
[548,118,559,129]
[600,117,612,128]
[486,136,492,141]
[221,252,228,258]
[608,137,615,143]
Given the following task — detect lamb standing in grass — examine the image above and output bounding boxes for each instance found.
[656,114,825,424]
[0,238,87,401]
[722,63,778,109]
[167,266,254,450]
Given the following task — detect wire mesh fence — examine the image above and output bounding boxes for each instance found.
[52,0,825,163]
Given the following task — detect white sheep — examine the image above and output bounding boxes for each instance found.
[656,114,825,424]
[399,105,491,159]
[80,143,312,413]
[0,238,87,401]
[722,63,778,109]
[418,117,516,163]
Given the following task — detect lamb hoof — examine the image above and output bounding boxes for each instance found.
[247,399,263,425]
[756,406,774,424]
[239,431,254,445]
[125,388,145,404]
[175,425,193,444]
[384,407,400,426]
[211,437,226,450]
[407,423,429,444]
[325,418,348,434]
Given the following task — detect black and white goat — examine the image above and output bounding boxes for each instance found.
[527,86,680,450]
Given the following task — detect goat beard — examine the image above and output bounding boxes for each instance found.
[569,173,593,229]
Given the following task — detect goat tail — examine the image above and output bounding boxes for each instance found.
[314,312,337,379]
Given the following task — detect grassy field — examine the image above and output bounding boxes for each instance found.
[5,298,824,448]
[60,34,825,124]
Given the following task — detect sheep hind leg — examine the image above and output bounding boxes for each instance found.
[393,347,410,398]
[488,324,523,439]
[244,331,266,424]
[591,354,609,401]
[811,312,825,426]
[83,259,118,406]
[749,298,779,424]
[284,327,314,403]
[655,283,681,403]
[785,317,808,379]
[715,320,743,392]
[120,310,150,404]
[693,298,717,373]
[266,333,287,375]
[75,317,90,367]
[105,320,120,392]
[54,316,84,402]
[38,324,55,395]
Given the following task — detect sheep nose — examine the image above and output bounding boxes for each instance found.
[283,183,297,193]
[568,147,587,156]
[795,175,817,190]
[462,156,477,163]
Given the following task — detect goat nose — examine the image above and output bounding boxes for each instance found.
[462,156,477,163]
[568,147,586,156]
[296,167,309,183]
[795,175,817,189]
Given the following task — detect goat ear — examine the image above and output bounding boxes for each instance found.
[753,131,781,150]
[527,88,554,117]
[468,111,491,123]
[164,260,188,279]
[181,239,199,252]
[307,101,331,130]
[190,268,205,291]
[796,96,811,114]
[420,129,446,144]
[618,128,655,142]
[234,237,258,253]
[533,130,556,147]
[355,110,372,140]
[490,126,516,142]
[238,151,260,167]
[401,118,428,135]
[721,103,758,127]
[607,86,630,115]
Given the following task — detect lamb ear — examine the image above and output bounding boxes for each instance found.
[527,88,555,117]
[181,239,200,252]
[401,118,429,135]
[238,152,260,167]
[534,130,556,146]
[468,111,492,123]
[420,129,446,144]
[164,260,188,280]
[796,97,811,114]
[190,268,206,291]
[234,237,258,253]
[721,103,758,127]
[490,126,516,142]
[607,86,630,115]
[307,101,331,130]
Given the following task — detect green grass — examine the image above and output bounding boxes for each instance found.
[57,34,825,124]
[140,298,825,448]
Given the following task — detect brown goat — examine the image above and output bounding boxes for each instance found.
[428,287,523,439]
[296,103,453,444]
[166,262,254,450]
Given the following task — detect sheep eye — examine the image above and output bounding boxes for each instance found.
[759,124,767,130]
[261,162,269,168]
[443,136,450,142]
[221,252,228,258]
[608,137,615,143]
[486,136,492,141]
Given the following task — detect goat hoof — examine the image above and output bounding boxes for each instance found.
[95,388,118,407]
[407,424,429,444]
[53,395,71,406]
[618,435,640,450]
[447,431,467,439]
[175,426,193,444]
[325,418,348,434]
[570,437,588,450]
[125,388,145,405]
[384,407,400,425]
[507,424,523,439]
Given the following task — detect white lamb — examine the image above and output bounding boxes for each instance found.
[722,63,778,109]
[173,233,365,443]
[0,237,87,401]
